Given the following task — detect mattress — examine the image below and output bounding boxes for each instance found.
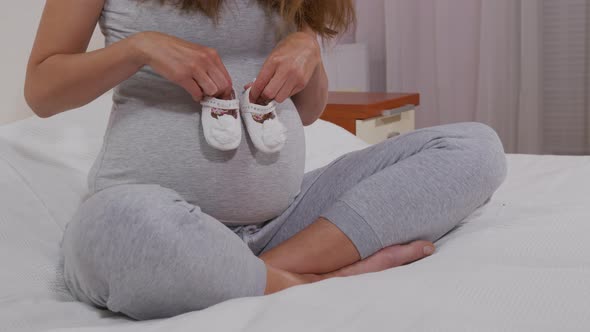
[0,94,589,332]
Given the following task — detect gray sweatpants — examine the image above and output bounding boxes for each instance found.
[62,122,506,320]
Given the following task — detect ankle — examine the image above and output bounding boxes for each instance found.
[264,265,321,295]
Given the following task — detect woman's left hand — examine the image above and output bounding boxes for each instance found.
[247,32,321,104]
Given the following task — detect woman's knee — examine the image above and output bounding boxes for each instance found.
[447,122,507,194]
[62,185,179,312]
[412,122,507,199]
[62,184,265,320]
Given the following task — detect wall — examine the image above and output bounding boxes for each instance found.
[354,0,387,92]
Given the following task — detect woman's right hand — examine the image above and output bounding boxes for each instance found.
[132,31,233,101]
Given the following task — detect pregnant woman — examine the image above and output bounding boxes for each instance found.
[25,0,506,320]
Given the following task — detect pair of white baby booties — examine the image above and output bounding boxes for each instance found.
[200,87,287,153]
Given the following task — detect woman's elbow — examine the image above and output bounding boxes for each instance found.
[301,101,327,126]
[24,84,57,118]
[24,94,51,118]
[301,116,319,126]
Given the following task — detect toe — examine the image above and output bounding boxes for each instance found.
[382,240,435,267]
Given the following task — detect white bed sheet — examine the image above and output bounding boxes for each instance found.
[0,96,589,332]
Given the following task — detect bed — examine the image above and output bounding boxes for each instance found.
[1,91,589,332]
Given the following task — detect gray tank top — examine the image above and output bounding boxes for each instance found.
[89,0,305,225]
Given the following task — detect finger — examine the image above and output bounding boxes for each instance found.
[243,82,254,90]
[193,72,218,97]
[207,67,231,98]
[213,57,233,91]
[250,60,277,102]
[260,69,288,103]
[178,79,203,101]
[274,79,297,103]
[392,240,435,266]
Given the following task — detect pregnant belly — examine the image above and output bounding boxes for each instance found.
[95,144,304,224]
[182,162,303,224]
[92,103,305,225]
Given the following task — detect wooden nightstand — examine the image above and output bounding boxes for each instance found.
[321,92,420,144]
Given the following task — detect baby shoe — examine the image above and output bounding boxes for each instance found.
[240,87,287,154]
[200,91,241,151]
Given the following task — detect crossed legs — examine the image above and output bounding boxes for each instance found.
[255,122,506,293]
[62,123,506,319]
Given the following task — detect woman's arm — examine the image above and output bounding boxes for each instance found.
[248,27,327,126]
[289,50,328,126]
[25,0,141,117]
[26,0,232,118]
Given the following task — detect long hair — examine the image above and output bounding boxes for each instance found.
[156,0,356,38]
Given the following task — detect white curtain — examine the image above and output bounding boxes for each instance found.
[541,0,590,154]
[369,0,590,154]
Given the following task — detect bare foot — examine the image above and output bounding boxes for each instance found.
[320,240,435,280]
[264,240,435,295]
